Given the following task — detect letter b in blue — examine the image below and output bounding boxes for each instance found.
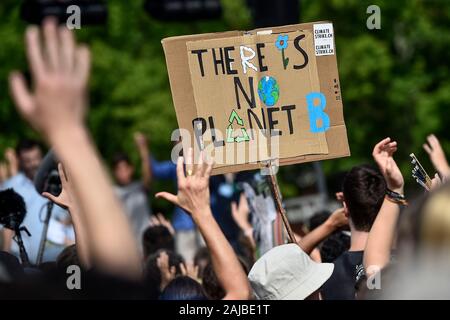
[306,92,330,133]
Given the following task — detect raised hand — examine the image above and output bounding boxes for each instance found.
[0,162,7,183]
[155,149,251,299]
[134,132,148,151]
[327,207,349,229]
[155,148,213,220]
[9,18,90,141]
[423,134,450,178]
[430,173,442,191]
[231,193,251,232]
[372,137,404,193]
[4,148,19,177]
[42,162,91,267]
[42,163,73,209]
[149,212,175,236]
[9,19,141,279]
[157,251,176,290]
[180,262,200,283]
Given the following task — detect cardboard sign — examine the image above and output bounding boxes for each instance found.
[162,22,350,174]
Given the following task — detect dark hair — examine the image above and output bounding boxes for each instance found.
[112,152,131,168]
[159,276,207,300]
[56,245,80,272]
[320,231,351,263]
[15,139,41,156]
[38,261,57,274]
[142,225,175,259]
[193,247,210,278]
[237,234,255,269]
[343,165,386,232]
[202,256,249,300]
[309,210,331,231]
[202,262,225,300]
[144,249,184,291]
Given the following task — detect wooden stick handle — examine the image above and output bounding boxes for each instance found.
[267,164,297,244]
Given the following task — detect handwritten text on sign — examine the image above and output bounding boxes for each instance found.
[186,31,330,162]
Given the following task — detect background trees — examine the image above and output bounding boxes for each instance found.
[1,0,449,198]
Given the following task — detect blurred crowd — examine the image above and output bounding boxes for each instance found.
[1,19,450,300]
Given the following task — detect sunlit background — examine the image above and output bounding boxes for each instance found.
[0,0,449,216]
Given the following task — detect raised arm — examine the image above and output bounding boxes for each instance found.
[423,134,450,179]
[156,149,252,300]
[1,149,20,252]
[42,163,90,268]
[4,148,19,178]
[364,137,404,274]
[231,193,256,250]
[0,163,7,186]
[9,19,140,280]
[134,132,152,190]
[298,207,348,254]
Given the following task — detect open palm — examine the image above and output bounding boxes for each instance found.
[372,137,404,192]
[42,163,74,209]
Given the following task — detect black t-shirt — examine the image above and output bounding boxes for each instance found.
[321,251,365,300]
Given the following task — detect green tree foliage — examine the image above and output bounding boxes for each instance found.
[301,0,450,182]
[1,0,449,197]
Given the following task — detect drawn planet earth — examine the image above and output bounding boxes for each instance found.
[258,76,280,107]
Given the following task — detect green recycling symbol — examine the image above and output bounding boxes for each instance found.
[226,109,250,143]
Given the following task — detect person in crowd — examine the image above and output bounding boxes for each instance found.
[6,19,252,301]
[9,17,142,281]
[55,244,80,272]
[423,134,450,179]
[209,172,253,251]
[149,142,202,263]
[5,10,450,302]
[318,151,390,299]
[360,135,449,299]
[320,231,351,263]
[156,148,252,299]
[230,192,258,267]
[193,247,210,279]
[202,262,226,299]
[377,182,450,299]
[248,243,334,300]
[295,145,389,299]
[304,208,351,263]
[309,210,332,231]
[150,148,251,262]
[113,132,152,245]
[146,249,185,292]
[0,140,73,264]
[306,207,351,264]
[0,149,17,185]
[142,222,175,261]
[231,184,323,264]
[362,138,405,276]
[160,276,207,300]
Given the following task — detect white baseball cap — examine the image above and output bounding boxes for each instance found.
[248,243,334,300]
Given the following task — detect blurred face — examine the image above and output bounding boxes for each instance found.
[114,161,134,186]
[18,147,42,180]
